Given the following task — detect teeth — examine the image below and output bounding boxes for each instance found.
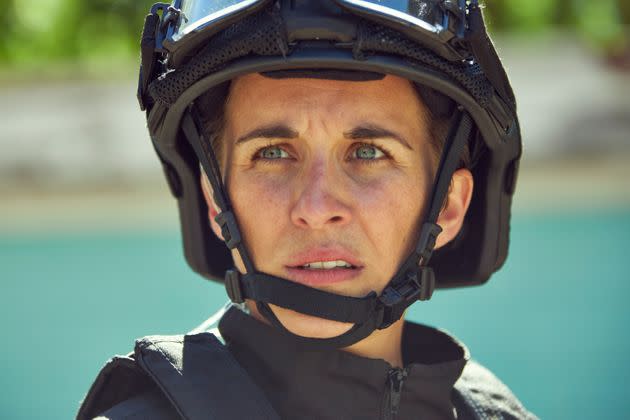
[302,260,352,269]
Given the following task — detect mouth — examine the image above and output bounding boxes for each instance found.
[285,252,363,286]
[297,260,356,270]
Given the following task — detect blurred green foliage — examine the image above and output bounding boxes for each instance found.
[0,0,155,73]
[484,0,629,52]
[0,0,627,72]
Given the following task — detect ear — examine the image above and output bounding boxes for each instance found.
[200,173,225,242]
[435,168,474,249]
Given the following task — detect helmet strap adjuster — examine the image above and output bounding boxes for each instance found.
[225,269,244,304]
[215,211,242,250]
[377,266,435,329]
[416,222,443,266]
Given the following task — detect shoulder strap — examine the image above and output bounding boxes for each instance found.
[453,361,538,420]
[133,332,279,420]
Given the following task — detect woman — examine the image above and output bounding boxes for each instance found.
[79,1,535,418]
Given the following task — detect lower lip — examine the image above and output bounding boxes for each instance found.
[284,267,363,286]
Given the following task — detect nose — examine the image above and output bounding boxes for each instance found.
[290,159,352,230]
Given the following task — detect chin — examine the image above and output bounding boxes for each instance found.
[267,304,354,339]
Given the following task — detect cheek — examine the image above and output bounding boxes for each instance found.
[228,172,291,252]
[353,171,428,255]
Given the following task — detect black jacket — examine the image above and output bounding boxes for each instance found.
[80,305,537,419]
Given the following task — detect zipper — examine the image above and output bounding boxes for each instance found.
[381,368,408,420]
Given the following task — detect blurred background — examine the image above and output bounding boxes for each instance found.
[1,1,629,419]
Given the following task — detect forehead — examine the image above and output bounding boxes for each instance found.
[224,73,428,131]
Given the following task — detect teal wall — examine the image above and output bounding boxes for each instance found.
[1,208,629,419]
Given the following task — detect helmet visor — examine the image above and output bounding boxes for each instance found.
[172,0,270,42]
[165,0,467,61]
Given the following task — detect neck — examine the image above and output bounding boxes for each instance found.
[246,301,405,367]
[344,317,405,367]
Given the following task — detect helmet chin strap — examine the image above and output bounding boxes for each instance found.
[182,103,473,349]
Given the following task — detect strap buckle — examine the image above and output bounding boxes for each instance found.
[441,0,467,22]
[225,269,244,304]
[215,211,242,249]
[438,0,470,58]
[377,267,435,329]
[159,6,183,32]
[416,222,443,266]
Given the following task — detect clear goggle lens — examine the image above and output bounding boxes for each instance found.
[173,0,269,42]
[338,0,445,27]
[167,0,466,60]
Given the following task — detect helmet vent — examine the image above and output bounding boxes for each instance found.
[150,7,288,106]
[149,10,495,110]
[354,21,493,107]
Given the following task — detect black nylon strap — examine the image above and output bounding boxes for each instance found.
[181,108,256,273]
[426,110,473,223]
[182,89,473,350]
[222,112,471,349]
[235,272,378,323]
[257,302,382,349]
[181,110,230,213]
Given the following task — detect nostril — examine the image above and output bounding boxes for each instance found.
[330,216,343,223]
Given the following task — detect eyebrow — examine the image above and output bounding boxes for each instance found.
[343,125,413,150]
[235,125,298,145]
[234,123,412,150]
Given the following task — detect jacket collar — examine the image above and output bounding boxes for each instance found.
[219,306,468,419]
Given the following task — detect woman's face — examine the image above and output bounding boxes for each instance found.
[208,73,438,338]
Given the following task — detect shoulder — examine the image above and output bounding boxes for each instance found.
[454,360,538,420]
[79,307,231,419]
[76,350,180,420]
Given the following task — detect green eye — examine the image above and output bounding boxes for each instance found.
[353,144,385,160]
[259,146,289,159]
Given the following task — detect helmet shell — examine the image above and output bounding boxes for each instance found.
[142,1,521,289]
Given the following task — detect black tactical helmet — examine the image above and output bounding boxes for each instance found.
[138,0,521,347]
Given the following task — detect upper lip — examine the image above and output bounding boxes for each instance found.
[285,247,363,268]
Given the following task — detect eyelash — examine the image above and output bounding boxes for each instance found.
[251,142,292,164]
[348,142,393,164]
[251,142,393,164]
